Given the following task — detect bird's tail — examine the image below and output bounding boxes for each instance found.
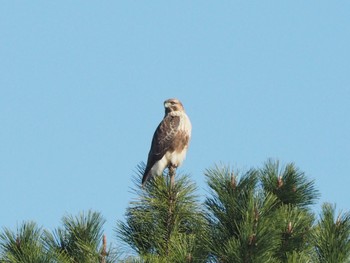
[141,170,151,187]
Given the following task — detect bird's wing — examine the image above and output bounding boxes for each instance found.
[142,114,180,184]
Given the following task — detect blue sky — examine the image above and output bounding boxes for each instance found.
[1,1,349,242]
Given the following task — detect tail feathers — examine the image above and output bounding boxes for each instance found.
[141,167,152,187]
[141,173,149,186]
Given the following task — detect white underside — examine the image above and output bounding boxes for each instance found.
[150,148,188,176]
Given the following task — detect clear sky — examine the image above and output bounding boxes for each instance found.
[1,1,349,243]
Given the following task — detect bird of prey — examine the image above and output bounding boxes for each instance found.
[142,98,192,186]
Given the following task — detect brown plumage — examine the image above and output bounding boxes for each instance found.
[142,98,192,186]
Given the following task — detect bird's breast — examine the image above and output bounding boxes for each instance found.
[170,111,192,137]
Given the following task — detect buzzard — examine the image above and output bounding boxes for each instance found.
[142,98,192,186]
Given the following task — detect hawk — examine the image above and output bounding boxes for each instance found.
[142,98,192,186]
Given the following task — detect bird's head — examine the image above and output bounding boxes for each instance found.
[164,98,184,114]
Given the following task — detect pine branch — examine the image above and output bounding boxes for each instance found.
[205,165,281,262]
[116,164,209,262]
[43,210,118,263]
[272,205,315,261]
[313,203,350,263]
[0,222,50,263]
[260,159,319,208]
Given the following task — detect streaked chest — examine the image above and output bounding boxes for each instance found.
[170,111,192,137]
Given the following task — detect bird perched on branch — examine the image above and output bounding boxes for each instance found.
[142,98,192,187]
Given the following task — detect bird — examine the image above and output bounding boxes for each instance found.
[142,98,192,187]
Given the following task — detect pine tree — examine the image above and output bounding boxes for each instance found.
[116,165,209,262]
[259,160,319,208]
[2,160,350,262]
[43,210,118,263]
[313,203,350,263]
[205,165,280,262]
[0,222,50,263]
[205,160,319,263]
[259,160,319,262]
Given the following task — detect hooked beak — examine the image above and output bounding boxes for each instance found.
[164,101,170,108]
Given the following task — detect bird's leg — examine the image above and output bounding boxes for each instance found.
[168,164,176,188]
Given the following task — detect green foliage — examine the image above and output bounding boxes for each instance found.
[0,212,117,263]
[116,165,208,262]
[258,160,319,261]
[285,250,315,263]
[44,210,118,263]
[0,222,50,263]
[260,159,319,208]
[205,160,319,263]
[1,159,350,263]
[272,205,315,262]
[205,165,280,262]
[313,203,350,263]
